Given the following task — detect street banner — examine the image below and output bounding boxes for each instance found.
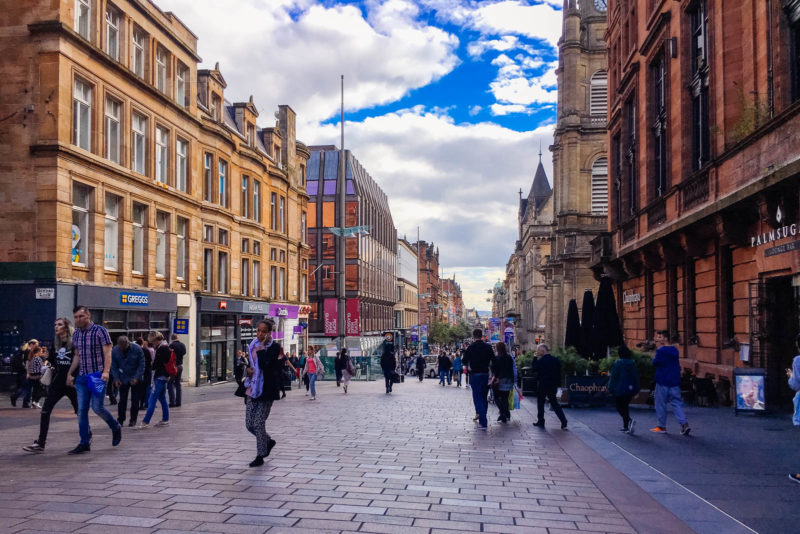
[420,325,428,344]
[410,325,418,343]
[346,298,360,336]
[504,317,515,346]
[490,318,500,343]
[323,298,338,336]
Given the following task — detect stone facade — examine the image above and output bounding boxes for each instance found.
[440,277,464,326]
[394,237,419,345]
[416,241,442,327]
[0,0,309,385]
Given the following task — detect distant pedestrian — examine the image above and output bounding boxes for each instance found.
[243,319,282,467]
[608,345,640,434]
[462,328,495,429]
[339,348,353,394]
[788,334,800,427]
[492,342,514,423]
[110,336,145,428]
[335,349,346,387]
[452,352,463,387]
[136,331,171,430]
[25,345,45,409]
[66,305,122,454]
[280,355,295,399]
[381,343,397,394]
[415,353,426,382]
[532,344,568,430]
[22,319,78,453]
[136,338,153,409]
[437,352,452,386]
[234,350,248,385]
[298,351,308,391]
[10,341,36,407]
[302,351,323,400]
[167,334,186,408]
[650,331,690,435]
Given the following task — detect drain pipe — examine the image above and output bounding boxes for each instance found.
[767,0,775,117]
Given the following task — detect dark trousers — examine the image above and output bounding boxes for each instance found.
[335,368,343,386]
[38,383,78,446]
[417,368,424,382]
[137,376,150,409]
[167,365,183,406]
[496,389,511,420]
[384,371,393,392]
[303,373,310,391]
[536,388,567,426]
[615,394,633,428]
[118,382,140,424]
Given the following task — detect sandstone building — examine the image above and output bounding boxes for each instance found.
[394,238,419,347]
[0,0,309,386]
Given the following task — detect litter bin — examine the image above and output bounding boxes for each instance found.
[519,366,537,397]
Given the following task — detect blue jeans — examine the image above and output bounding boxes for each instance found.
[793,390,800,426]
[439,369,449,385]
[75,374,119,446]
[309,373,317,397]
[654,384,687,427]
[142,377,169,424]
[471,373,489,428]
[454,371,461,386]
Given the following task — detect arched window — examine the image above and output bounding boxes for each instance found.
[591,157,608,215]
[590,70,608,120]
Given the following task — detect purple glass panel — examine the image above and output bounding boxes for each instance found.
[323,181,337,195]
[346,181,355,195]
[307,181,318,196]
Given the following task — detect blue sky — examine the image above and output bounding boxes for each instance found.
[158,0,563,309]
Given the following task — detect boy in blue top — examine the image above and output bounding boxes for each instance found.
[650,330,690,435]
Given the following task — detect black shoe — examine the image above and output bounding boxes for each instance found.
[533,421,545,428]
[68,443,90,455]
[10,396,16,407]
[128,420,136,427]
[109,398,117,405]
[174,403,181,407]
[168,403,176,408]
[497,416,504,422]
[22,404,30,409]
[266,439,277,457]
[561,421,568,430]
[112,427,122,447]
[117,418,124,426]
[249,456,264,467]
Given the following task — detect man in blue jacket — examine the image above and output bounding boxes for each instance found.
[111,336,145,427]
[650,331,690,435]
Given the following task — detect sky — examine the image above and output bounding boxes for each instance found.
[157,0,562,310]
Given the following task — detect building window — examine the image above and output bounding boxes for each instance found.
[75,0,90,40]
[684,258,697,342]
[132,203,146,274]
[155,127,168,184]
[218,160,227,207]
[176,63,188,107]
[253,241,261,256]
[612,134,622,225]
[203,225,213,242]
[270,248,276,261]
[279,196,285,233]
[301,211,307,243]
[204,153,213,202]
[242,258,250,296]
[301,273,307,302]
[300,164,306,186]
[242,238,250,253]
[176,217,187,280]
[105,6,119,60]
[203,248,213,291]
[131,113,146,174]
[279,268,285,300]
[104,194,119,270]
[218,228,228,246]
[690,0,710,169]
[591,158,608,215]
[241,176,249,218]
[73,79,92,151]
[155,211,168,277]
[253,181,261,222]
[218,252,228,293]
[104,97,121,164]
[132,29,145,78]
[253,261,261,297]
[270,266,277,299]
[176,138,188,192]
[270,193,277,230]
[590,70,608,120]
[155,47,167,93]
[625,97,637,215]
[651,52,667,198]
[71,183,91,267]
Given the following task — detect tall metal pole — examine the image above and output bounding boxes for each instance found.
[336,75,346,352]
[416,226,420,351]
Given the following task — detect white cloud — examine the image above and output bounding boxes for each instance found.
[450,267,506,310]
[468,105,483,115]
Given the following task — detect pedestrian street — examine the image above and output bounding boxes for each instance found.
[0,379,691,534]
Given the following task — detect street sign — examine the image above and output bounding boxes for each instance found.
[173,318,189,335]
[35,288,55,300]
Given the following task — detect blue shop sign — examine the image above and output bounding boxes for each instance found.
[173,318,189,334]
[120,292,149,306]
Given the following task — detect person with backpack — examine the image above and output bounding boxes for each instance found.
[452,352,463,387]
[167,334,186,408]
[415,352,426,382]
[135,338,153,410]
[244,319,283,467]
[110,336,145,428]
[607,345,640,434]
[135,331,173,430]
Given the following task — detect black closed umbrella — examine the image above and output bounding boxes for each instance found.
[579,289,595,359]
[565,299,581,349]
[591,277,624,360]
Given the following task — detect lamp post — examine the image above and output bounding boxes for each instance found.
[336,75,346,353]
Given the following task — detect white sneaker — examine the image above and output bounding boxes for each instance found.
[135,422,150,430]
[154,420,169,427]
[32,401,41,409]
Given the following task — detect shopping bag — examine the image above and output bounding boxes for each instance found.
[508,389,515,411]
[86,372,107,398]
[514,388,521,410]
[515,385,524,402]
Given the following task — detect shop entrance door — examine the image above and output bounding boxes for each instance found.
[209,343,228,383]
[764,276,798,409]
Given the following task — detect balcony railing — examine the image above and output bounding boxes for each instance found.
[646,198,667,230]
[681,171,709,210]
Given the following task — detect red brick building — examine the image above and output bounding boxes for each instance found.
[594,0,800,407]
[416,241,441,327]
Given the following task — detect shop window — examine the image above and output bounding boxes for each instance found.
[75,0,90,40]
[105,97,121,164]
[218,251,228,293]
[176,217,187,280]
[105,5,120,60]
[204,153,213,202]
[104,194,119,271]
[155,211,168,277]
[132,203,146,274]
[103,310,125,332]
[132,28,145,79]
[131,113,147,174]
[203,248,213,292]
[176,138,188,192]
[150,311,169,332]
[72,183,91,267]
[73,79,92,151]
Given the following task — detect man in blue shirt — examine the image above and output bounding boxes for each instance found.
[650,330,690,435]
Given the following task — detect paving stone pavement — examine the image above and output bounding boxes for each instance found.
[0,379,694,533]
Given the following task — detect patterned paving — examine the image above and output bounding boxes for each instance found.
[0,379,685,533]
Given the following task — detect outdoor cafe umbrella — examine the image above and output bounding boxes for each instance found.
[579,289,595,359]
[565,299,581,350]
[590,276,624,360]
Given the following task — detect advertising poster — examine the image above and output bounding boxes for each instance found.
[734,368,766,412]
[503,317,515,346]
[323,298,338,336]
[420,325,428,344]
[490,318,501,343]
[346,298,360,336]
[410,325,418,343]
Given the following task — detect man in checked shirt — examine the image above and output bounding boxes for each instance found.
[66,305,122,454]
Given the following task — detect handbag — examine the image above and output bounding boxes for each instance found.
[40,366,55,386]
[390,372,401,384]
[234,383,247,397]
